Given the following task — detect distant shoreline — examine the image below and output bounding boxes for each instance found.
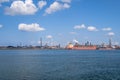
[0,48,120,50]
[0,48,65,50]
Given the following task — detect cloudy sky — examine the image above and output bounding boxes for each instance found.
[0,0,120,46]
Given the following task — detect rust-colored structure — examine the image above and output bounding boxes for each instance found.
[72,45,97,50]
[66,43,97,50]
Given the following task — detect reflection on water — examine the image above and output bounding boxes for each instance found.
[0,50,120,80]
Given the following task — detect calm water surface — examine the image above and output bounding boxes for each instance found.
[0,50,120,80]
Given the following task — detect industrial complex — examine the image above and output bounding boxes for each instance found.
[0,38,120,50]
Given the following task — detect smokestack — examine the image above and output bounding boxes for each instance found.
[109,38,112,47]
[40,37,42,47]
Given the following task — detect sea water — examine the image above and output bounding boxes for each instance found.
[0,50,120,80]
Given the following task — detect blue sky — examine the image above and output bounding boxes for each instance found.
[0,0,120,46]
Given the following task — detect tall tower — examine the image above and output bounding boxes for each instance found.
[40,37,42,47]
[109,38,112,47]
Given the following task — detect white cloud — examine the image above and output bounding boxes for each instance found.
[87,26,98,31]
[102,27,112,31]
[18,23,45,32]
[73,39,79,43]
[107,32,115,36]
[38,0,47,9]
[61,0,71,3]
[73,24,99,32]
[63,3,70,8]
[74,24,86,29]
[45,1,70,15]
[0,24,3,28]
[46,35,53,39]
[5,0,37,15]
